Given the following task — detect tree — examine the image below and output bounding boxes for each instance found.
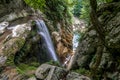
[24,0,46,11]
[72,0,82,17]
[90,0,105,42]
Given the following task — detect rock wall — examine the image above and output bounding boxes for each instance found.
[52,26,73,63]
[70,1,120,80]
[35,64,90,80]
[0,0,39,79]
[44,17,73,64]
[0,0,73,79]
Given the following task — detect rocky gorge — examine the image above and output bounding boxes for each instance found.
[0,0,120,80]
[0,0,76,79]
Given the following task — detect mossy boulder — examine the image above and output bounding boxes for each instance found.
[3,38,25,56]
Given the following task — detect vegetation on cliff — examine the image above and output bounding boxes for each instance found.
[71,0,120,80]
[0,0,120,80]
[24,0,73,24]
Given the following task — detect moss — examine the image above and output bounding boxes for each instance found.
[16,62,39,76]
[72,68,91,76]
[15,38,25,48]
[14,28,40,64]
[14,41,31,64]
[3,38,25,56]
[46,60,60,67]
[3,38,25,66]
[6,54,15,66]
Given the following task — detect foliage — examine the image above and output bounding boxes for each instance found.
[73,68,90,76]
[44,0,72,23]
[79,0,90,23]
[16,63,39,76]
[104,0,113,3]
[3,38,25,56]
[14,28,37,64]
[24,0,72,24]
[24,0,46,11]
[72,0,113,23]
[46,60,60,67]
[14,41,31,64]
[72,0,82,17]
[6,54,15,66]
[3,38,25,66]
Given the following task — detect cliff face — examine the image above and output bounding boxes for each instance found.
[0,0,73,79]
[0,0,32,64]
[51,24,73,63]
[70,1,120,80]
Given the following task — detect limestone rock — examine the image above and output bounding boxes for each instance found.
[27,77,36,80]
[52,30,73,64]
[0,56,7,66]
[0,21,9,34]
[35,64,68,80]
[0,67,21,80]
[35,64,91,80]
[70,1,120,80]
[66,72,90,80]
[88,30,97,37]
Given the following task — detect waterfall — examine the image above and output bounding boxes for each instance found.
[73,33,80,51]
[35,20,58,62]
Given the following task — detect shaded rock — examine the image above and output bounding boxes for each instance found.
[0,21,9,34]
[88,30,97,37]
[3,38,25,56]
[35,64,68,80]
[0,56,7,66]
[27,77,36,80]
[7,23,31,38]
[105,12,120,52]
[69,30,99,69]
[0,18,32,66]
[66,72,90,80]
[0,67,21,80]
[35,64,91,80]
[52,29,73,64]
[107,71,120,80]
[70,1,120,80]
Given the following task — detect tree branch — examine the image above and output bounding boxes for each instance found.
[90,0,105,42]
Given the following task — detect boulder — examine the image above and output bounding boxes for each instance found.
[27,77,36,80]
[35,64,91,80]
[0,21,9,34]
[0,67,22,80]
[35,64,68,80]
[70,1,120,80]
[66,72,90,80]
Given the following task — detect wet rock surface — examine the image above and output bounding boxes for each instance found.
[70,1,120,80]
[35,64,90,80]
[66,72,90,80]
[0,0,74,79]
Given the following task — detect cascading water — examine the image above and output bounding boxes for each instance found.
[73,33,80,51]
[35,20,58,62]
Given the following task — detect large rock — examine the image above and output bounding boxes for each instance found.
[0,67,23,80]
[0,0,74,79]
[70,1,120,80]
[0,0,40,79]
[46,18,73,65]
[0,21,32,66]
[35,64,68,80]
[69,29,99,69]
[66,72,90,80]
[52,27,73,64]
[27,77,36,80]
[35,64,91,80]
